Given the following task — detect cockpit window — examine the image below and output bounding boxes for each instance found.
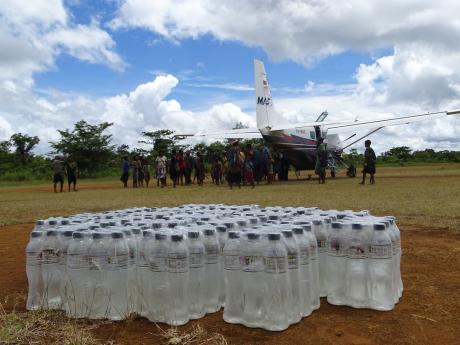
[310,131,316,139]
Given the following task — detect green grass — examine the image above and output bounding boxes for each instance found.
[0,163,459,231]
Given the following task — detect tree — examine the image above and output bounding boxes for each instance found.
[50,120,115,176]
[139,129,185,157]
[10,133,40,164]
[385,146,412,162]
[0,140,11,154]
[233,122,249,129]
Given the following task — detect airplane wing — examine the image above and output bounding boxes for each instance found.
[268,110,460,134]
[178,128,263,139]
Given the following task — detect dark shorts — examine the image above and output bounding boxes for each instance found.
[228,171,241,184]
[363,164,376,174]
[68,174,77,184]
[120,172,129,183]
[53,173,64,184]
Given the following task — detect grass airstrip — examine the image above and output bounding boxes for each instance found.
[0,163,459,345]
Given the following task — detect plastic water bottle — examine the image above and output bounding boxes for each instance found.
[292,227,313,317]
[58,230,74,313]
[312,219,328,296]
[122,229,137,313]
[369,224,395,311]
[241,232,265,328]
[41,230,62,309]
[26,232,44,310]
[216,225,227,306]
[147,232,170,322]
[262,233,290,331]
[326,222,348,305]
[223,231,243,324]
[346,223,370,308]
[106,232,129,320]
[137,230,153,316]
[386,217,403,299]
[281,230,302,324]
[186,231,206,320]
[202,229,220,313]
[303,224,320,310]
[66,231,89,318]
[87,232,109,319]
[167,234,189,326]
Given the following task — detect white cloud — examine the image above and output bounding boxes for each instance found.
[0,0,126,83]
[0,75,256,153]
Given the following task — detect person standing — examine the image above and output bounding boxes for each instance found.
[315,137,328,184]
[142,157,151,188]
[52,156,65,193]
[195,152,205,186]
[155,152,167,188]
[120,156,129,188]
[184,151,193,185]
[138,156,145,188]
[177,150,186,185]
[360,140,377,185]
[212,157,222,185]
[66,158,78,192]
[227,141,242,189]
[244,144,255,188]
[169,150,178,188]
[132,156,140,188]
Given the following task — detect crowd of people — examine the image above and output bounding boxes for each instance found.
[120,142,283,189]
[51,140,377,191]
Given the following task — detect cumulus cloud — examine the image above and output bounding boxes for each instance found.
[0,0,126,83]
[0,75,256,153]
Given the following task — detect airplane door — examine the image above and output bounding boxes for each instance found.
[314,126,322,140]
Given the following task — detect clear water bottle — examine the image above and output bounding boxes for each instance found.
[346,223,370,308]
[292,227,313,317]
[87,232,109,319]
[369,224,395,311]
[58,230,73,313]
[202,229,221,313]
[147,232,170,322]
[326,222,348,305]
[186,231,206,319]
[167,234,189,326]
[312,219,329,297]
[262,233,290,331]
[26,231,44,310]
[303,224,320,310]
[41,230,62,309]
[386,217,403,299]
[122,229,137,313]
[66,231,89,318]
[137,230,153,316]
[241,232,265,328]
[281,230,302,324]
[216,225,227,307]
[106,232,129,320]
[223,231,243,324]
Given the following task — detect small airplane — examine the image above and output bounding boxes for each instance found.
[186,59,460,174]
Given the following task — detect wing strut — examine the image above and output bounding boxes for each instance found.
[341,127,383,150]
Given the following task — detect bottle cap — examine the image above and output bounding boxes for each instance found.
[228,231,239,239]
[92,232,103,239]
[61,220,70,225]
[171,234,183,242]
[331,222,342,229]
[268,233,281,240]
[313,220,322,226]
[63,230,73,237]
[216,226,227,233]
[374,223,386,231]
[46,230,57,236]
[352,223,363,230]
[131,228,141,235]
[187,231,200,239]
[247,232,259,240]
[31,231,42,238]
[292,227,303,235]
[73,232,84,239]
[204,229,215,236]
[282,230,293,238]
[155,233,166,240]
[112,232,124,239]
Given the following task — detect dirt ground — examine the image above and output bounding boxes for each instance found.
[1,223,459,345]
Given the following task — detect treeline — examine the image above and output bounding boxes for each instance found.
[0,120,459,181]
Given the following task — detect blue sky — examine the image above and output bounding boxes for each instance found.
[1,0,459,153]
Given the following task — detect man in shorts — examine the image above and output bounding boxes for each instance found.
[66,158,78,192]
[52,156,65,193]
[360,139,377,185]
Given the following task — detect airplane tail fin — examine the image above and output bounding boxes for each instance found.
[254,59,280,130]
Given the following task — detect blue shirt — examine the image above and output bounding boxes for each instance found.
[122,160,129,174]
